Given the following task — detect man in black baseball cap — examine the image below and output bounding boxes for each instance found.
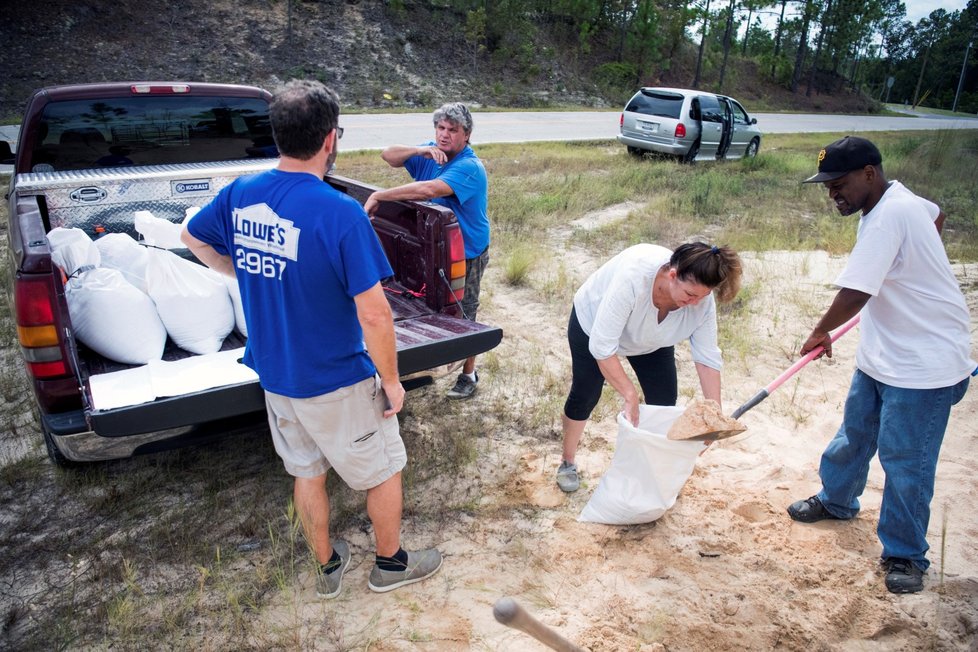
[788,134,973,596]
[802,135,882,184]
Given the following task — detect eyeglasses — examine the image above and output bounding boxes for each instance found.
[334,126,344,139]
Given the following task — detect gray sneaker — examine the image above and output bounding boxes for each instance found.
[315,539,352,599]
[368,548,443,593]
[447,373,478,399]
[556,460,579,493]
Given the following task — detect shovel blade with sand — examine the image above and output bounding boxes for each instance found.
[667,315,862,442]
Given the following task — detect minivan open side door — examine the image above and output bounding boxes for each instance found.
[694,94,723,160]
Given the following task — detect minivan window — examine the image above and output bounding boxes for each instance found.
[28,96,277,172]
[626,90,684,119]
[698,94,723,123]
[731,101,750,124]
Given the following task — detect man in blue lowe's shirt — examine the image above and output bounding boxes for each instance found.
[364,102,490,400]
[181,80,441,599]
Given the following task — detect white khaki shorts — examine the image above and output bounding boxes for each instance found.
[264,376,407,490]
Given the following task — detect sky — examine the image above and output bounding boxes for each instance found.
[905,0,969,23]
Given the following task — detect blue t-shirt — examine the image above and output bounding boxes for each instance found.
[188,169,394,398]
[405,143,489,259]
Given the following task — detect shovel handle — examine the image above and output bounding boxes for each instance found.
[765,315,861,395]
[731,315,861,420]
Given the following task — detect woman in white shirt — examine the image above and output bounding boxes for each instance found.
[556,242,742,492]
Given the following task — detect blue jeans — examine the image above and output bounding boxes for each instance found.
[817,369,969,570]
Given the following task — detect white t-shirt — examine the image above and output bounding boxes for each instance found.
[573,244,722,369]
[835,181,975,389]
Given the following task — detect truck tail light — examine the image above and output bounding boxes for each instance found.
[15,276,69,378]
[445,222,466,305]
[619,113,624,127]
[675,123,687,138]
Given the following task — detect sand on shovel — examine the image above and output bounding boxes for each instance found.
[667,398,747,441]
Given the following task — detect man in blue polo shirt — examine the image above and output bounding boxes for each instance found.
[364,102,490,399]
[181,80,441,599]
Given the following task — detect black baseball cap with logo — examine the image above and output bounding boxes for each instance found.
[802,135,883,183]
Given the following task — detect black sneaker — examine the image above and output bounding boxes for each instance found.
[883,558,924,594]
[447,372,478,400]
[786,495,843,523]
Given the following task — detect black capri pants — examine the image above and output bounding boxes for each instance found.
[563,307,678,421]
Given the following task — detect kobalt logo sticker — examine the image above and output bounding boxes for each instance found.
[172,179,212,196]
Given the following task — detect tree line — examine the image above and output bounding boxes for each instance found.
[388,0,978,112]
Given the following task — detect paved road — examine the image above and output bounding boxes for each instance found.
[3,110,978,172]
[339,110,978,151]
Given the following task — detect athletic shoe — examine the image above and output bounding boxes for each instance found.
[883,558,924,594]
[786,495,844,523]
[556,460,579,493]
[368,548,443,593]
[315,539,352,599]
[447,373,478,399]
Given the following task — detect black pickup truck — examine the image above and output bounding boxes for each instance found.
[5,81,502,465]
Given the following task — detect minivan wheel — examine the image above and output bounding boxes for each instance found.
[626,146,645,158]
[746,138,760,158]
[682,141,700,165]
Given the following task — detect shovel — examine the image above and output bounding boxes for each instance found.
[669,315,861,441]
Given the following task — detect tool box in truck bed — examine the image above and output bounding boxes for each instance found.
[6,82,502,465]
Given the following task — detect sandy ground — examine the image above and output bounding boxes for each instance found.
[2,201,975,650]
[263,210,978,651]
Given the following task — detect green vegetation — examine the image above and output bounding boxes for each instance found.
[346,129,978,261]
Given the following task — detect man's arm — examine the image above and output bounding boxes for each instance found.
[381,144,446,167]
[935,210,946,234]
[801,287,871,358]
[180,226,235,277]
[354,282,405,417]
[364,179,453,216]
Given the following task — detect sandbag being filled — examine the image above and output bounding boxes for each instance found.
[579,405,704,525]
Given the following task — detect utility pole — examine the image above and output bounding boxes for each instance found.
[952,39,973,114]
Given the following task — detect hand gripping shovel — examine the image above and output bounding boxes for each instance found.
[669,315,862,441]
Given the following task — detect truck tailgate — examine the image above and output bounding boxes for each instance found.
[84,312,501,437]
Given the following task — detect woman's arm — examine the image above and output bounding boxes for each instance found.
[694,362,721,407]
[596,355,642,426]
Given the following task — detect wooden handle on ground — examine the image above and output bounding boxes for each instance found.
[493,597,585,652]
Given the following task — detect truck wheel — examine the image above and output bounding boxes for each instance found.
[42,423,78,468]
[626,146,644,158]
[682,141,700,165]
[745,138,760,158]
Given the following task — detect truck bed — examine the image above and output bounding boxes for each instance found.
[12,160,502,456]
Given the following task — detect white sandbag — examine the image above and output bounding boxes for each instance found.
[46,227,165,365]
[65,269,167,364]
[134,210,185,249]
[95,233,149,292]
[222,273,248,337]
[144,248,234,354]
[579,405,704,525]
[47,227,100,275]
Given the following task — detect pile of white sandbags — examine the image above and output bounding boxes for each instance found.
[47,227,166,365]
[46,209,247,366]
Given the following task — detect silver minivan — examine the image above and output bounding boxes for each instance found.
[617,87,761,163]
